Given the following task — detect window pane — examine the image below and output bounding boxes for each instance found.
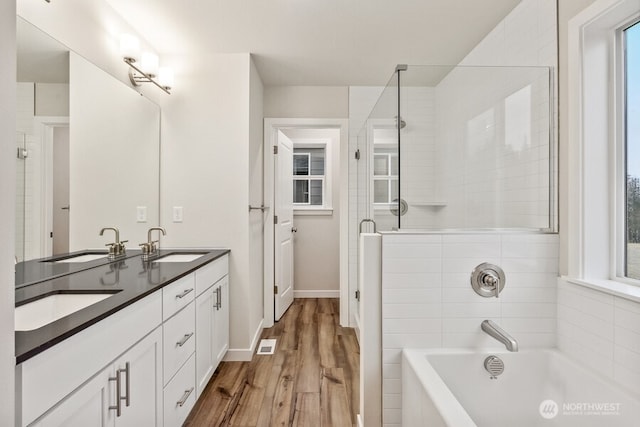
[374,180,389,203]
[293,154,309,176]
[310,149,325,175]
[309,179,323,205]
[293,179,309,204]
[374,155,388,176]
[390,155,399,176]
[626,21,640,279]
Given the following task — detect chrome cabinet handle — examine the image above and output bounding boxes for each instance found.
[176,332,194,347]
[176,387,194,407]
[123,362,130,407]
[175,288,194,299]
[215,287,221,310]
[108,370,122,416]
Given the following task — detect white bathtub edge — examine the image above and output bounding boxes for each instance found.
[402,349,477,427]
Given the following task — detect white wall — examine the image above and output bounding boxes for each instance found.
[160,52,263,358]
[282,128,341,295]
[264,86,348,118]
[0,1,16,425]
[249,57,265,344]
[381,232,559,427]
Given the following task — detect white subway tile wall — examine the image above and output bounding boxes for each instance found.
[557,280,640,397]
[382,232,559,426]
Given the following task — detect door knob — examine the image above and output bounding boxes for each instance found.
[291,227,297,233]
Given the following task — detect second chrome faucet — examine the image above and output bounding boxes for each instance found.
[140,227,166,260]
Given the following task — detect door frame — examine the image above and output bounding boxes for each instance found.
[34,116,69,258]
[263,118,349,328]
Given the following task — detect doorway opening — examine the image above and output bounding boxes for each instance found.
[263,118,349,327]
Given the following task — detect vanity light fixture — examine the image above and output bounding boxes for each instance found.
[120,34,172,94]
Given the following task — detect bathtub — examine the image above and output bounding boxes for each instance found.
[402,349,640,427]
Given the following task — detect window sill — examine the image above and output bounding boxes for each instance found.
[294,208,333,216]
[562,276,640,303]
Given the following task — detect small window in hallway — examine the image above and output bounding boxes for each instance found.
[626,20,640,279]
[293,147,325,206]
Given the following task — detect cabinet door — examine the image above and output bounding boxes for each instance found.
[32,367,113,427]
[213,276,229,366]
[195,285,215,398]
[115,327,163,427]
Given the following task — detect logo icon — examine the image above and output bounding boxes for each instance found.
[539,399,559,419]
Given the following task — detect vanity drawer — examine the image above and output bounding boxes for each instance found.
[163,300,195,384]
[164,353,196,427]
[162,273,195,321]
[195,255,228,296]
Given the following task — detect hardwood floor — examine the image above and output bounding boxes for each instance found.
[184,298,360,427]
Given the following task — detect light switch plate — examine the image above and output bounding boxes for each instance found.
[173,206,183,223]
[136,206,147,223]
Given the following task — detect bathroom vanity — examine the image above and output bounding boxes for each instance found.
[14,249,230,427]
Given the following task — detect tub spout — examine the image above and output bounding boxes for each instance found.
[481,320,518,352]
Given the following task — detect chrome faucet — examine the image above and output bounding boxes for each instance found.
[100,227,127,259]
[140,227,166,260]
[481,320,518,352]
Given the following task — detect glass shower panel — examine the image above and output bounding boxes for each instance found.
[397,65,552,230]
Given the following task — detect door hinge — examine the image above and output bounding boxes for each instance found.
[355,149,360,160]
[274,215,278,224]
[274,285,278,294]
[17,148,28,159]
[273,145,278,154]
[355,290,360,301]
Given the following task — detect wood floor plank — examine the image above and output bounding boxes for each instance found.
[269,349,298,426]
[291,392,321,427]
[185,298,359,427]
[318,313,337,368]
[320,368,352,427]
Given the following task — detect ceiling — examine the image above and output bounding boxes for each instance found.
[105,0,521,86]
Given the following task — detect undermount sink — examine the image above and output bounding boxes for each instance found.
[15,292,117,331]
[44,253,108,263]
[152,253,207,263]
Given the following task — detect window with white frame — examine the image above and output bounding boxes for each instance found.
[625,20,640,280]
[373,149,398,205]
[568,0,640,289]
[293,147,325,207]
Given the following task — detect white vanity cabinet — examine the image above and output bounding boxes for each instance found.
[194,255,229,398]
[32,327,163,427]
[17,291,163,427]
[16,253,230,427]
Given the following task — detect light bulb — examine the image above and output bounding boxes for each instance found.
[119,34,140,62]
[140,52,159,77]
[158,67,174,89]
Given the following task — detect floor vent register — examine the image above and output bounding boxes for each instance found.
[256,339,277,355]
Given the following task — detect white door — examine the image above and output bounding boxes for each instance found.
[195,285,215,398]
[52,126,70,255]
[274,130,295,321]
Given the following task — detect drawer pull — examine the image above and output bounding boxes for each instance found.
[176,332,194,347]
[108,370,122,416]
[175,288,194,299]
[176,387,194,407]
[215,287,222,310]
[108,362,131,417]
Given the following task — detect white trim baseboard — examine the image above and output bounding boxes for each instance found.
[293,290,340,298]
[222,318,264,362]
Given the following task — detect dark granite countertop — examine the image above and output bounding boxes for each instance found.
[15,249,143,289]
[15,249,230,364]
